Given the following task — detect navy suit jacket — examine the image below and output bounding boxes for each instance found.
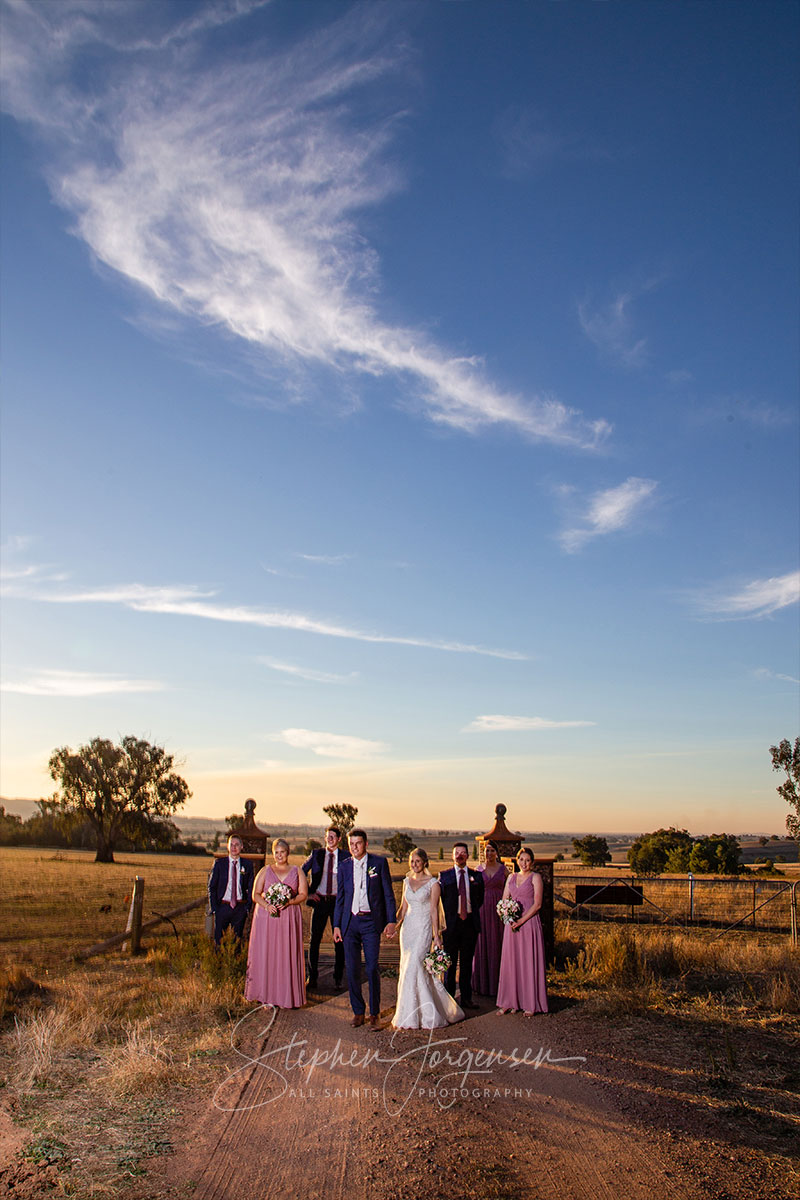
[439,865,484,935]
[334,853,397,937]
[208,856,255,912]
[301,845,351,903]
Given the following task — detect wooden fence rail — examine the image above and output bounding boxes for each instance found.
[76,888,206,960]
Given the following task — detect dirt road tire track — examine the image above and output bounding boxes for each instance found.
[175,982,698,1200]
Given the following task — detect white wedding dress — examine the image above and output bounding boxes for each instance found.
[392,876,465,1029]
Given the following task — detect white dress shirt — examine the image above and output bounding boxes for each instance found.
[351,855,370,914]
[223,857,242,904]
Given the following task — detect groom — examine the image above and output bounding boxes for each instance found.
[439,842,484,1009]
[333,829,397,1029]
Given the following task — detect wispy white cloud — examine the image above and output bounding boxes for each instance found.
[559,477,658,553]
[697,571,800,620]
[690,396,796,430]
[6,576,525,659]
[494,105,611,177]
[275,727,387,759]
[0,1,609,451]
[1,669,164,697]
[578,272,667,371]
[462,715,596,732]
[0,536,68,587]
[295,553,353,566]
[578,291,648,369]
[753,667,800,685]
[258,658,358,684]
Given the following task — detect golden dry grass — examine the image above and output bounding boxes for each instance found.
[556,920,800,1015]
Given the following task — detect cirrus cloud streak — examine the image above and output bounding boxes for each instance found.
[1,669,164,697]
[559,476,658,553]
[275,727,387,760]
[3,578,525,660]
[462,715,596,733]
[697,571,800,620]
[0,1,609,451]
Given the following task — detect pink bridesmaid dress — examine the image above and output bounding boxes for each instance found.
[496,872,548,1013]
[245,865,306,1008]
[472,865,507,996]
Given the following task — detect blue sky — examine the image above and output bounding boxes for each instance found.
[1,0,798,834]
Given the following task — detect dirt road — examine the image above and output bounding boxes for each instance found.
[172,979,708,1200]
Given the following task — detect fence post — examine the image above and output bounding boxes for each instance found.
[130,875,145,955]
[752,879,757,930]
[688,873,694,924]
[791,881,799,949]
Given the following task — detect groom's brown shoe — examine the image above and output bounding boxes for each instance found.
[350,1014,365,1028]
[368,1014,382,1030]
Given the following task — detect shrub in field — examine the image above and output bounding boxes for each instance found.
[628,827,742,875]
[628,828,693,875]
[1,965,45,1020]
[102,1018,174,1096]
[571,835,612,866]
[151,930,247,988]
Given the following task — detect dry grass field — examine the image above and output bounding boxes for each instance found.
[1,846,799,1198]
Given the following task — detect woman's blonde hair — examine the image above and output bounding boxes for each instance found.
[408,846,429,869]
[270,837,290,859]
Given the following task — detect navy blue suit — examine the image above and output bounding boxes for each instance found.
[334,853,396,1017]
[439,865,484,1004]
[208,855,255,944]
[301,845,350,984]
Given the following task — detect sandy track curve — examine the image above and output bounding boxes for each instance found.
[178,979,692,1200]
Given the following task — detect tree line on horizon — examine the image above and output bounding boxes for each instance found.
[1,735,798,866]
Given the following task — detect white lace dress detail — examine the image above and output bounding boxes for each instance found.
[392,877,464,1029]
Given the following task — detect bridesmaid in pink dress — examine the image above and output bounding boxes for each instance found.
[496,846,548,1015]
[472,841,508,997]
[245,838,308,1008]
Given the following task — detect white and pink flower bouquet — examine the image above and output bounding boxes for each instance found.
[423,947,451,978]
[264,881,292,917]
[496,898,522,926]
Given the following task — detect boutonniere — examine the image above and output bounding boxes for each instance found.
[469,873,476,882]
[368,867,378,878]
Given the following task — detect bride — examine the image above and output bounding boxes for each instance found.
[391,847,464,1030]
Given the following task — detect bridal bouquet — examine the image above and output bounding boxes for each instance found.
[423,947,451,978]
[496,898,522,926]
[264,881,292,917]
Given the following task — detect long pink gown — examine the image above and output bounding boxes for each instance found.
[472,866,507,996]
[245,865,306,1008]
[496,872,548,1013]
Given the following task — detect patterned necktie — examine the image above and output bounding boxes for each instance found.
[322,851,334,895]
[228,859,237,908]
[458,868,468,920]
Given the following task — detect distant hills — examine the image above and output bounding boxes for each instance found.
[0,799,794,857]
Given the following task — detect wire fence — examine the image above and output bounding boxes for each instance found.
[554,873,794,932]
[4,848,797,978]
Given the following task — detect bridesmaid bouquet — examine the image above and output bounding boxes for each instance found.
[264,881,292,917]
[497,898,522,925]
[423,947,451,978]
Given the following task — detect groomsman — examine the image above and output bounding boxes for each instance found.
[439,843,484,1008]
[333,830,397,1029]
[302,826,350,988]
[207,835,255,945]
